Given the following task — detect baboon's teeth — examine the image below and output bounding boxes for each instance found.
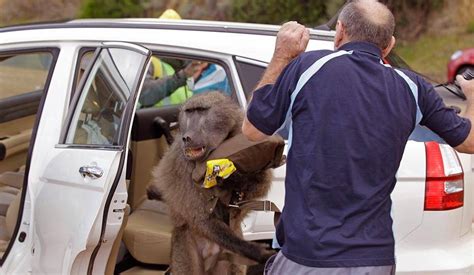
[185,146,206,158]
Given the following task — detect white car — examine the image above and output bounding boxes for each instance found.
[0,19,472,274]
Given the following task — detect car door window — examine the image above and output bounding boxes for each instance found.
[0,52,54,125]
[0,52,52,101]
[64,47,149,146]
[0,50,56,164]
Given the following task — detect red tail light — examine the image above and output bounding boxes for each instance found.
[424,142,464,211]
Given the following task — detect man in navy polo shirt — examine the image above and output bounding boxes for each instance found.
[242,0,474,274]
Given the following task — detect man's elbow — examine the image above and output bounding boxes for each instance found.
[242,118,268,142]
[454,136,474,154]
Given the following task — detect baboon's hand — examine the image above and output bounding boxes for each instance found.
[254,242,277,264]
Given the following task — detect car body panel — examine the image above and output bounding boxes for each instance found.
[396,216,474,274]
[32,149,122,274]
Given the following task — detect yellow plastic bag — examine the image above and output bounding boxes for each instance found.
[203,159,236,188]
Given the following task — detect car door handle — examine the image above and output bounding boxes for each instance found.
[79,165,104,179]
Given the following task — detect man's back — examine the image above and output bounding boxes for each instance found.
[247,38,470,269]
[276,41,416,267]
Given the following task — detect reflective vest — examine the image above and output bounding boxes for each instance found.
[150,56,192,106]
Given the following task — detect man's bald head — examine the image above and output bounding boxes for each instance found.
[338,0,395,49]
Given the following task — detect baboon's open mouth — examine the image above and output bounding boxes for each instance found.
[184,146,206,160]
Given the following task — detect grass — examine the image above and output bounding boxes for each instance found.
[396,31,474,83]
[467,20,474,34]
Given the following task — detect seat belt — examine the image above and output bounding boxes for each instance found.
[229,200,281,226]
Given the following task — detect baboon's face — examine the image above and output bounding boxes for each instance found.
[178,92,240,161]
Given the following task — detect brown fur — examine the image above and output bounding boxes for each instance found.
[148,92,274,274]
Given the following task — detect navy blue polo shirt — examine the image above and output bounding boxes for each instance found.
[246,41,471,267]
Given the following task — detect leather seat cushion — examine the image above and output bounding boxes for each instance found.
[0,171,24,189]
[0,192,16,216]
[123,199,173,265]
[6,191,21,237]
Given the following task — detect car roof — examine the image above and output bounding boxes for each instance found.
[0,19,335,63]
[1,18,335,38]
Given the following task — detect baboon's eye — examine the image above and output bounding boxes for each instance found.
[185,107,210,113]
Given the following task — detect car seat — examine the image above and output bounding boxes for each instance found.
[122,198,173,264]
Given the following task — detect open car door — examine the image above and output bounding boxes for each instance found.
[5,42,150,274]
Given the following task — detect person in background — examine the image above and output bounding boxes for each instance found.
[191,63,232,96]
[138,59,206,107]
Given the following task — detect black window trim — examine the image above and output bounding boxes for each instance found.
[70,47,96,102]
[233,55,267,100]
[0,46,60,266]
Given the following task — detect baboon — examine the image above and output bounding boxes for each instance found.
[147,92,275,274]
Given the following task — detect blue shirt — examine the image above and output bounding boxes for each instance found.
[246,42,471,267]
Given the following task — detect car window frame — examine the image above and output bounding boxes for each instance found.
[233,56,267,100]
[70,47,96,103]
[0,46,60,266]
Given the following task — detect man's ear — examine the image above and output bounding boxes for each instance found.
[334,20,345,50]
[382,36,396,58]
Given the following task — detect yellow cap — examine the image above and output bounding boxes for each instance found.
[159,9,182,20]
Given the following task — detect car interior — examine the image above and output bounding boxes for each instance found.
[117,55,238,274]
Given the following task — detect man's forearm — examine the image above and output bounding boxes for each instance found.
[455,100,474,153]
[255,57,292,90]
[454,75,474,153]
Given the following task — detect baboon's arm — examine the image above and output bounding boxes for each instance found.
[171,226,206,275]
[191,217,272,264]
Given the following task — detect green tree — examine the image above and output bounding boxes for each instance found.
[232,0,331,26]
[80,0,144,18]
[381,0,444,40]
